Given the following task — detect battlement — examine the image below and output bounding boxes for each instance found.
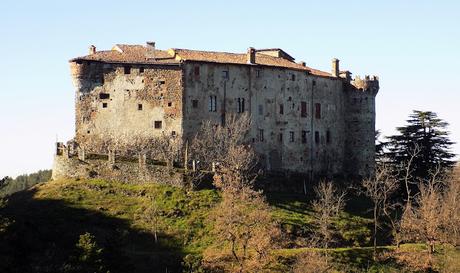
[351,75,379,94]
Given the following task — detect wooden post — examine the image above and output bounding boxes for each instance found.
[192,160,196,172]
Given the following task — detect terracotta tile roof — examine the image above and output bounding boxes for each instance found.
[70,44,178,64]
[70,44,332,77]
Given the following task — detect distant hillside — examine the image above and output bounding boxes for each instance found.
[0,170,51,197]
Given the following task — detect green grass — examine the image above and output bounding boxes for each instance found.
[1,178,457,272]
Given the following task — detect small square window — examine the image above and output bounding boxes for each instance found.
[138,104,143,110]
[124,66,131,74]
[102,102,108,108]
[291,74,296,81]
[171,131,176,136]
[222,70,229,79]
[139,67,144,74]
[159,80,166,85]
[99,93,110,99]
[192,99,198,108]
[168,102,172,107]
[154,121,162,129]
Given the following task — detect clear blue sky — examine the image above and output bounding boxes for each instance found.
[1,0,459,177]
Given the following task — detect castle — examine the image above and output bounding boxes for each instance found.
[57,42,379,181]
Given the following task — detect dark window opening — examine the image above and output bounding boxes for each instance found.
[315,131,320,144]
[154,121,162,129]
[291,74,296,81]
[258,104,263,115]
[278,133,283,142]
[87,130,90,134]
[279,104,284,114]
[209,96,217,112]
[289,131,295,142]
[237,98,245,113]
[168,102,172,107]
[288,96,292,101]
[301,101,307,117]
[192,99,198,108]
[139,67,144,74]
[312,80,316,86]
[315,103,321,119]
[124,66,131,74]
[302,130,307,143]
[138,104,143,110]
[99,93,110,99]
[159,80,166,85]
[194,66,200,76]
[326,130,331,144]
[102,102,108,108]
[259,129,264,142]
[171,131,176,136]
[222,70,229,79]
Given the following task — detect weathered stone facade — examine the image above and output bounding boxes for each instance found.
[59,43,379,180]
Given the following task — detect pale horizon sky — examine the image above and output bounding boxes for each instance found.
[1,1,459,178]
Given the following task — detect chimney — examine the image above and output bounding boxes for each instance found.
[300,61,306,67]
[331,58,339,77]
[247,47,256,64]
[146,41,156,60]
[89,45,96,55]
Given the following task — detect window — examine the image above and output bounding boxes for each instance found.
[124,66,131,74]
[99,93,110,99]
[139,67,144,74]
[168,102,172,107]
[301,101,307,117]
[171,131,176,136]
[291,74,296,81]
[154,121,162,129]
[326,130,331,144]
[278,133,283,142]
[302,130,307,143]
[279,104,284,115]
[194,66,200,76]
[315,103,321,119]
[237,98,245,113]
[222,70,229,79]
[312,80,316,86]
[102,102,108,108]
[258,129,264,142]
[289,131,295,142]
[138,104,143,110]
[192,99,198,108]
[315,131,320,143]
[159,80,166,85]
[258,104,263,115]
[209,96,217,112]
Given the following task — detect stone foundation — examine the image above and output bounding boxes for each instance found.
[52,155,184,186]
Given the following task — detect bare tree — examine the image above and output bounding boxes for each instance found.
[401,144,421,207]
[292,251,331,273]
[310,181,346,254]
[141,197,161,244]
[189,113,251,173]
[203,189,280,273]
[362,163,399,259]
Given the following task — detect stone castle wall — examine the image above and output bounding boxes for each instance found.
[52,154,184,186]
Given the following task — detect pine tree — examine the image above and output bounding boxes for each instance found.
[386,110,455,182]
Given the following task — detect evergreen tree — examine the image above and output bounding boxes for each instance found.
[386,110,455,182]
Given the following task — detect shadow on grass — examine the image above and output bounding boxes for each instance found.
[0,189,182,273]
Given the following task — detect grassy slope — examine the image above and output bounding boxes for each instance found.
[1,179,456,272]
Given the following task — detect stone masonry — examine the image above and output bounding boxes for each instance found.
[55,42,379,181]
